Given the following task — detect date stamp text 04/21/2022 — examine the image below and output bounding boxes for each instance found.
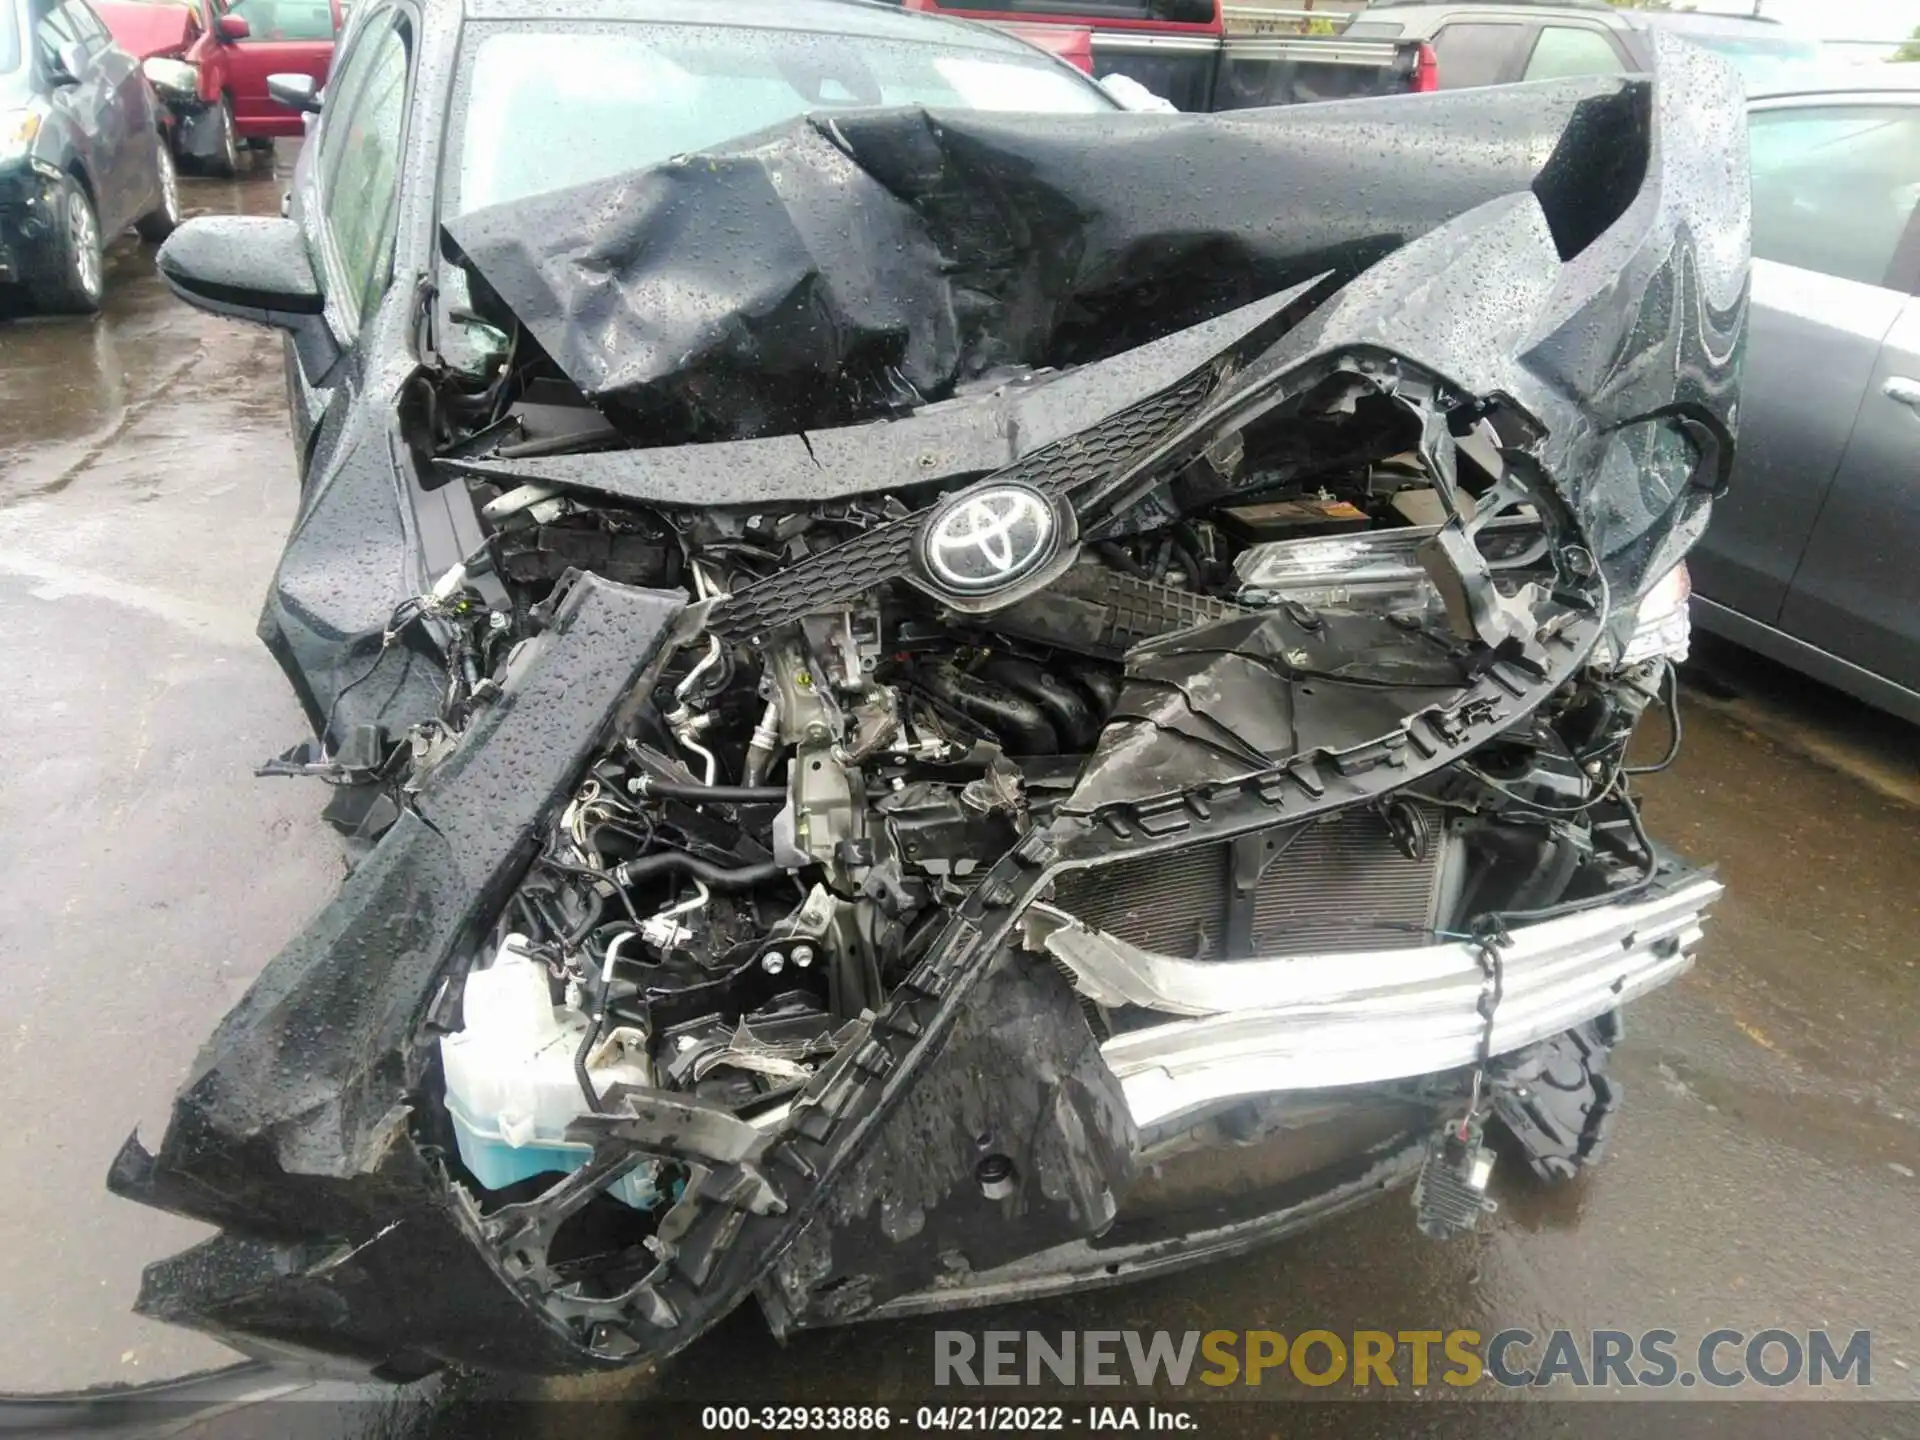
[700,1406,1195,1431]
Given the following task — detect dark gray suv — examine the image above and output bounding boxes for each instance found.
[0,0,178,313]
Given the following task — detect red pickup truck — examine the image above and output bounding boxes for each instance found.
[899,1,1431,109]
[96,0,340,175]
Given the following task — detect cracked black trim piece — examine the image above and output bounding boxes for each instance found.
[792,1137,1426,1328]
[1045,604,1602,861]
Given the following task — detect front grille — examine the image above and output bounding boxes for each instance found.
[712,369,1214,642]
[1049,807,1448,959]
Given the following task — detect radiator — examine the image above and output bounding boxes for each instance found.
[1048,807,1449,960]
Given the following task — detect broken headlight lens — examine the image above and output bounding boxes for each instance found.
[0,107,43,162]
[141,57,200,99]
[1591,560,1691,668]
[1232,515,1544,612]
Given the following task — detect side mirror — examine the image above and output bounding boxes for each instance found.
[50,39,89,84]
[267,72,321,113]
[217,13,251,40]
[156,216,337,371]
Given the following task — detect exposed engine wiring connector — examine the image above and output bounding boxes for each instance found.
[743,701,783,786]
[640,882,708,953]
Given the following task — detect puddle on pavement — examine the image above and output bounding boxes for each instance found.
[0,149,294,501]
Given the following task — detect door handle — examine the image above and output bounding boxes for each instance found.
[1886,376,1920,414]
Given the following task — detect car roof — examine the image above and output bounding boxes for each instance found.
[1364,0,1612,8]
[1350,0,1647,37]
[1359,0,1624,12]
[457,0,1040,56]
[1639,10,1791,31]
[1748,70,1920,102]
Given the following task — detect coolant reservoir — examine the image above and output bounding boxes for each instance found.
[439,935,659,1207]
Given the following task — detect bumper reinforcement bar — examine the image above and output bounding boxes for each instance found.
[1028,871,1721,1127]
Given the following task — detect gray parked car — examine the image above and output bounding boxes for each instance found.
[1339,11,1920,720]
[1687,77,1920,724]
[0,0,179,313]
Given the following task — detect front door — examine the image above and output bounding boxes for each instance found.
[1778,294,1920,696]
[214,0,339,137]
[1741,100,1920,695]
[1689,99,1920,634]
[75,0,151,229]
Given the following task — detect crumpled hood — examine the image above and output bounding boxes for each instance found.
[444,33,1746,601]
[443,35,1744,469]
[94,0,197,58]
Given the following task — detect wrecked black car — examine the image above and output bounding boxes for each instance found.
[117,0,1747,1380]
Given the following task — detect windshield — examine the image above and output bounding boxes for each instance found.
[449,22,1111,217]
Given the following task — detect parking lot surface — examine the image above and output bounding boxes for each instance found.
[1,156,1915,1413]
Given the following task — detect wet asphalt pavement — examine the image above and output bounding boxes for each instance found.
[1,155,1916,1421]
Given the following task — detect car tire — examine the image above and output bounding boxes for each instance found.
[136,140,181,244]
[208,95,240,178]
[23,173,105,316]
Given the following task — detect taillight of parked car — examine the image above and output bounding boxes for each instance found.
[1411,41,1439,92]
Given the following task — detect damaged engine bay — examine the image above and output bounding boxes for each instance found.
[115,33,1748,1378]
[430,347,1687,1202]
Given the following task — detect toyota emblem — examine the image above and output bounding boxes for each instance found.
[919,484,1059,595]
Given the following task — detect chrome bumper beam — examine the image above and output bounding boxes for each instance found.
[1030,874,1721,1128]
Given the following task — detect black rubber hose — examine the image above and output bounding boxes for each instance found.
[1170,533,1209,592]
[921,665,1058,755]
[574,1006,608,1115]
[981,657,1101,751]
[636,779,787,804]
[616,850,786,889]
[496,429,622,459]
[562,891,605,948]
[1625,668,1684,775]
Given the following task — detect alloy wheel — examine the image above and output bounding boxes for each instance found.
[158,144,180,224]
[220,101,238,174]
[68,189,101,301]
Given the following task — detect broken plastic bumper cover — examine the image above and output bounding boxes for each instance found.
[1032,870,1719,1127]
